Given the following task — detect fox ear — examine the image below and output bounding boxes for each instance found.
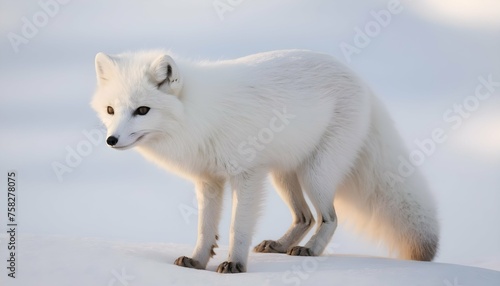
[149,54,183,96]
[95,52,115,85]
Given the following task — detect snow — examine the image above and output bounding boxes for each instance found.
[0,235,498,286]
[1,0,500,285]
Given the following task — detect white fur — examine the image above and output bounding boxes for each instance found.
[91,49,439,273]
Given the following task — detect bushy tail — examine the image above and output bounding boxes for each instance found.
[335,97,439,261]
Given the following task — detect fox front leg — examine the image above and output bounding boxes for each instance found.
[175,178,224,269]
[216,171,265,273]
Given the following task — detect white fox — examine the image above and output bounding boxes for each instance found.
[91,49,439,273]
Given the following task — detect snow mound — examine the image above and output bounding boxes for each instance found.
[0,235,498,286]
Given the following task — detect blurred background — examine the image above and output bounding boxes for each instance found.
[0,0,499,270]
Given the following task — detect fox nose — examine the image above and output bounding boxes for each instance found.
[106,136,119,146]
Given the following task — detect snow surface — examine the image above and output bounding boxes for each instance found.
[0,235,498,286]
[1,0,500,285]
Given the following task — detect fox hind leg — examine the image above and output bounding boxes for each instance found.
[254,171,314,253]
[288,140,358,256]
[288,164,338,256]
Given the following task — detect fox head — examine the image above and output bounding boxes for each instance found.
[91,51,184,150]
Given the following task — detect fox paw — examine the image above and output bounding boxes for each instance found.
[287,246,314,256]
[216,261,245,273]
[174,256,204,269]
[254,240,286,253]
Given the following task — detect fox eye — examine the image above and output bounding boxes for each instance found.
[134,106,150,116]
[107,106,114,115]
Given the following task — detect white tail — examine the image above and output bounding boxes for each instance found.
[335,96,439,261]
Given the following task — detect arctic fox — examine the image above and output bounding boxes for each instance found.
[91,49,439,273]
